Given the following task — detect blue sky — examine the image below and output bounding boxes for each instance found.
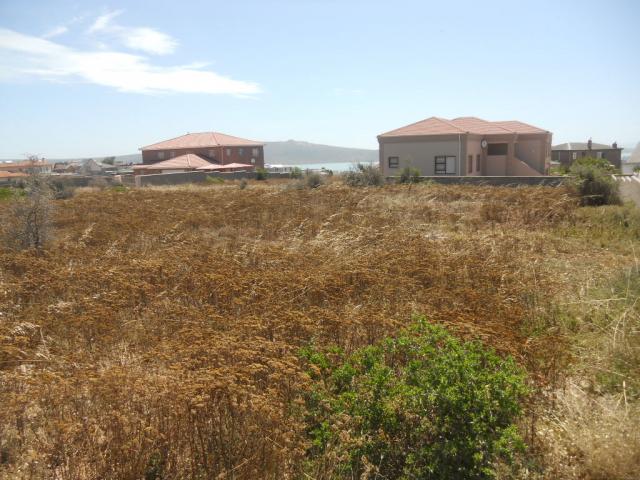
[0,0,639,158]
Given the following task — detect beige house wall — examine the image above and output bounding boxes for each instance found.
[466,138,483,176]
[380,136,463,176]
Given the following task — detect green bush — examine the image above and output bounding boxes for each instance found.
[399,166,421,184]
[205,176,224,185]
[570,157,621,206]
[300,318,527,479]
[255,168,268,181]
[343,163,384,187]
[0,186,17,201]
[290,167,303,179]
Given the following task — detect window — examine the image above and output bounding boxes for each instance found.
[252,148,259,157]
[388,156,399,168]
[572,152,577,160]
[487,143,508,156]
[158,151,164,160]
[225,148,232,157]
[475,154,480,172]
[250,158,256,164]
[239,148,245,156]
[208,149,216,159]
[435,156,456,175]
[581,151,586,157]
[596,152,602,159]
[170,151,175,158]
[467,155,472,174]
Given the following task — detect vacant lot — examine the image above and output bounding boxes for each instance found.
[1,181,638,479]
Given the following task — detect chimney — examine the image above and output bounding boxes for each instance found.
[587,138,592,150]
[612,141,618,149]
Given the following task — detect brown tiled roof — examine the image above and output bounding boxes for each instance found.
[133,153,213,170]
[379,116,548,138]
[141,132,263,151]
[0,160,52,171]
[552,142,618,151]
[0,171,28,178]
[197,162,254,170]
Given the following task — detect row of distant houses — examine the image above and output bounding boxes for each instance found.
[0,117,626,181]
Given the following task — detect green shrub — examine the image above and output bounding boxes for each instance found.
[300,318,528,479]
[239,178,248,190]
[570,157,621,206]
[0,186,17,201]
[256,168,268,181]
[343,163,384,187]
[290,167,303,179]
[110,185,129,193]
[205,176,224,185]
[399,166,421,184]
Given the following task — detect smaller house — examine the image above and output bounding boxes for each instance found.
[0,158,53,174]
[132,153,212,175]
[0,171,28,184]
[552,140,622,169]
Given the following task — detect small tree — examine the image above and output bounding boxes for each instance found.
[290,167,303,179]
[399,166,421,184]
[1,168,54,251]
[343,163,384,187]
[570,156,621,206]
[102,156,116,165]
[255,168,268,181]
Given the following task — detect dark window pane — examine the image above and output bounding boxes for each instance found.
[487,143,508,155]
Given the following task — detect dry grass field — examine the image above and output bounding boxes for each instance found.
[1,180,639,479]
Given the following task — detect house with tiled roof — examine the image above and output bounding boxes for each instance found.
[552,139,622,169]
[140,132,264,170]
[378,117,552,177]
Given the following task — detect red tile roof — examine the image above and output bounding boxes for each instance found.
[379,117,548,138]
[133,153,212,170]
[0,171,28,178]
[197,162,254,170]
[141,132,263,151]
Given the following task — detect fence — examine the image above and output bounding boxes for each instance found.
[386,175,569,187]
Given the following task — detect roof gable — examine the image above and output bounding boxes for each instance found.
[379,117,548,138]
[133,153,212,170]
[141,132,263,151]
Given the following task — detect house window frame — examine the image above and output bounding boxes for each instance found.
[572,152,577,160]
[239,148,245,156]
[435,155,457,175]
[467,154,473,174]
[252,147,259,157]
[475,154,480,172]
[388,156,399,169]
[158,151,165,160]
[225,148,232,157]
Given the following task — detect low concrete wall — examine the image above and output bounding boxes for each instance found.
[386,176,569,186]
[135,171,291,187]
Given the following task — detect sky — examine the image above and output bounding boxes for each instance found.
[0,0,639,158]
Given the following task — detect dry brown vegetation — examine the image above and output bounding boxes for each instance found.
[0,180,638,479]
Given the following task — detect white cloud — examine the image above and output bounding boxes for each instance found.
[87,10,123,33]
[42,25,69,39]
[87,9,177,55]
[0,28,260,96]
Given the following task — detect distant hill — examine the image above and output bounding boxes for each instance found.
[264,140,377,165]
